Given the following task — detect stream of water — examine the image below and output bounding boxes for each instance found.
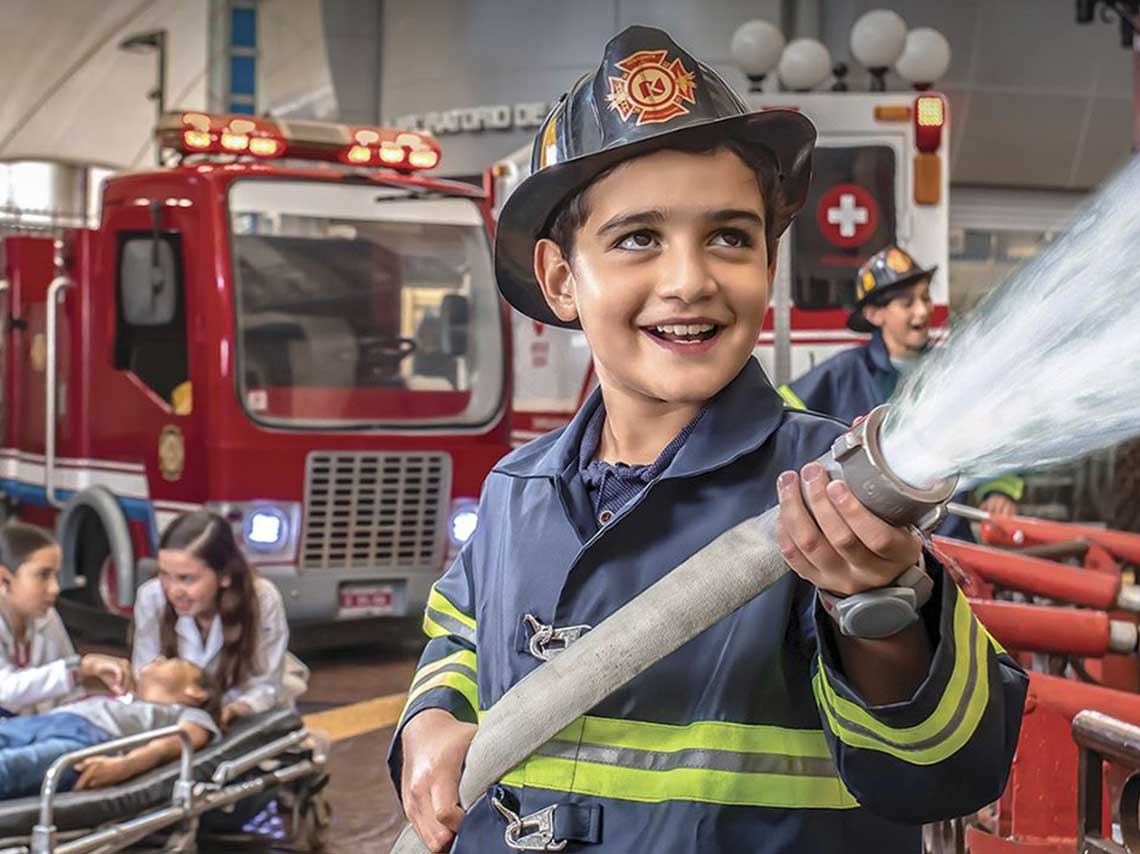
[881,153,1140,490]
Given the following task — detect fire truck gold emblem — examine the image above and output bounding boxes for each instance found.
[606,50,697,126]
[30,334,46,373]
[158,425,185,482]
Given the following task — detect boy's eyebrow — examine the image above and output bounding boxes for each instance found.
[709,208,766,228]
[596,208,667,236]
[596,207,766,236]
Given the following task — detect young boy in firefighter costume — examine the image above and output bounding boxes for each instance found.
[389,27,1027,853]
[779,246,1024,538]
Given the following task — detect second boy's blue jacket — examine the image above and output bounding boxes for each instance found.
[390,358,1028,853]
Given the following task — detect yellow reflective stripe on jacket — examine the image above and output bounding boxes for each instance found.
[423,584,476,643]
[399,650,478,726]
[812,588,992,766]
[499,715,858,809]
[777,384,808,411]
[973,474,1025,502]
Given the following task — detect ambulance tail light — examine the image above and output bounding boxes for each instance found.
[914,95,944,153]
[913,94,944,206]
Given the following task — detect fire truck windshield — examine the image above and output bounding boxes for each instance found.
[227,179,503,430]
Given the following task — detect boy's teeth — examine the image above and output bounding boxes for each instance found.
[655,323,715,335]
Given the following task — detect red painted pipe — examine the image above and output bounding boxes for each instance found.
[968,599,1113,657]
[1027,671,1140,725]
[981,515,1140,566]
[935,536,1122,610]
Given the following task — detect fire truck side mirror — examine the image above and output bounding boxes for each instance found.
[440,294,469,358]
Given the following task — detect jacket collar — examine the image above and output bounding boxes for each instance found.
[494,357,786,481]
[867,329,894,375]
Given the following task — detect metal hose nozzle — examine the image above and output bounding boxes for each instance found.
[828,405,959,530]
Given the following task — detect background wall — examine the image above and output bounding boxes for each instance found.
[357,0,1136,186]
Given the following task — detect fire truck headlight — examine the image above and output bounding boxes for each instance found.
[449,500,478,547]
[245,506,289,550]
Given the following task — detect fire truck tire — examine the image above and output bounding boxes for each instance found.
[57,487,135,614]
[1111,438,1140,534]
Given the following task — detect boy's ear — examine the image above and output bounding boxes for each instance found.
[0,565,12,590]
[183,683,209,705]
[534,238,580,325]
[862,304,884,329]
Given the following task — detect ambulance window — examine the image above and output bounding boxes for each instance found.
[791,145,897,310]
[114,233,189,406]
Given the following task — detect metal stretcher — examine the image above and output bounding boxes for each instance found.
[0,707,329,854]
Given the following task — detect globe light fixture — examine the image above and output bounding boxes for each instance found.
[777,38,833,93]
[730,19,786,92]
[850,9,908,92]
[894,27,952,90]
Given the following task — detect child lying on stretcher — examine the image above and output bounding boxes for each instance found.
[0,657,220,798]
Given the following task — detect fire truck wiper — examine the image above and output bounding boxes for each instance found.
[372,186,449,204]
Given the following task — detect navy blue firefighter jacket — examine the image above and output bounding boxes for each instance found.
[389,358,1028,853]
[778,331,1025,541]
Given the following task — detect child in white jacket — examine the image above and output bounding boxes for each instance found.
[0,522,131,716]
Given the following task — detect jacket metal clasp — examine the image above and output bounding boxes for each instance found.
[524,614,591,661]
[492,797,568,851]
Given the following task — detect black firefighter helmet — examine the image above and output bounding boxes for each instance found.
[495,25,818,329]
[846,245,939,333]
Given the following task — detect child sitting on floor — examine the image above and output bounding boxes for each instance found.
[0,657,220,798]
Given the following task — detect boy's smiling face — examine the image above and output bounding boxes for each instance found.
[535,147,775,407]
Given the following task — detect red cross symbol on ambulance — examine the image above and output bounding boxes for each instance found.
[816,184,879,248]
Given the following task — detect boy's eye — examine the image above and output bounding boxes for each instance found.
[710,229,752,249]
[616,230,657,251]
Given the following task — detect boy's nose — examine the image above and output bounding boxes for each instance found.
[658,244,717,302]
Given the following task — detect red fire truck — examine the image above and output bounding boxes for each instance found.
[0,112,510,627]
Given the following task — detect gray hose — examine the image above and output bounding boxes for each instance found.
[391,509,785,853]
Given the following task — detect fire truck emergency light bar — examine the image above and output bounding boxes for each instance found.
[156,112,442,171]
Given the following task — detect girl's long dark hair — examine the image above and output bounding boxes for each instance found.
[157,511,259,694]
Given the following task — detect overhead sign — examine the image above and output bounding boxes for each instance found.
[392,102,551,136]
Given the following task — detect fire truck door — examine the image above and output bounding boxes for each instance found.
[4,236,59,461]
[96,201,202,500]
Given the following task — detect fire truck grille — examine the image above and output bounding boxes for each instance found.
[301,452,451,571]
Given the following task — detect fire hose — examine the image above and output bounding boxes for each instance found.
[391,406,958,854]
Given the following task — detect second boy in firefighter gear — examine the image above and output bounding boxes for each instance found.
[390,27,1027,854]
[779,245,1025,535]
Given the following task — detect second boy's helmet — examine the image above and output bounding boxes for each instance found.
[495,25,818,328]
[847,245,938,332]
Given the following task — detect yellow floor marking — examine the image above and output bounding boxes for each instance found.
[304,691,408,742]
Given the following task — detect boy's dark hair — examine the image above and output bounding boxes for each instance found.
[194,665,224,725]
[0,522,56,575]
[546,138,793,263]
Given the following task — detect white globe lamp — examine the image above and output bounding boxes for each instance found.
[777,38,832,92]
[895,27,952,90]
[850,9,908,91]
[731,20,786,92]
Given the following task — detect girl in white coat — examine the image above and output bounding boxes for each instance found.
[0,522,131,716]
[131,511,305,728]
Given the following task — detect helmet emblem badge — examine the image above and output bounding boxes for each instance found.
[606,50,697,126]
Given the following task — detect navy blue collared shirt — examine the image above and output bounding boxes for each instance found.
[577,398,705,527]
